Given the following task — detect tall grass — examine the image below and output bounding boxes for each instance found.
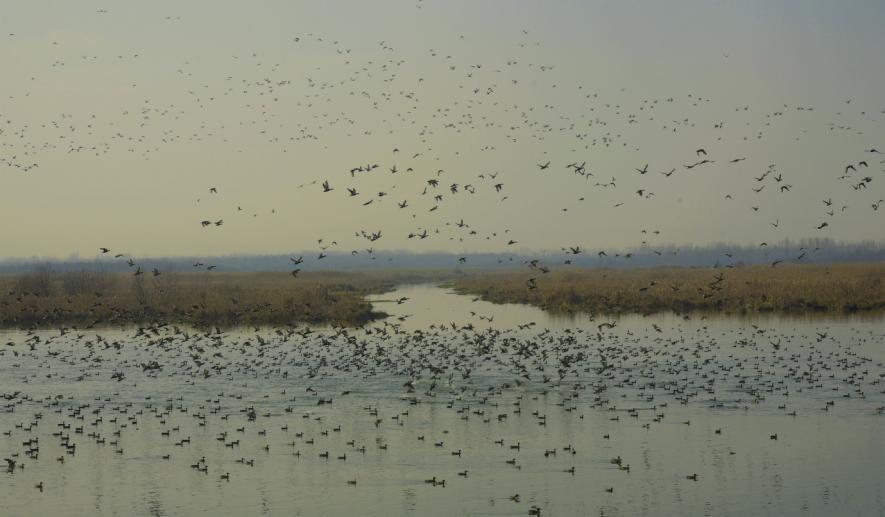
[452,263,885,315]
[3,264,881,327]
[0,270,397,328]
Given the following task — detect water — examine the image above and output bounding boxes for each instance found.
[1,284,883,516]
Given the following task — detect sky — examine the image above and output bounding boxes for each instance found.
[1,0,883,261]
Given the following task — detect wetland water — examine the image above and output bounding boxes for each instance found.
[1,284,883,516]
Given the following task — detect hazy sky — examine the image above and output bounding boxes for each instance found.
[1,1,883,260]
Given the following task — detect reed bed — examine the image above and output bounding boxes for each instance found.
[452,263,885,315]
[2,264,881,327]
[0,270,397,328]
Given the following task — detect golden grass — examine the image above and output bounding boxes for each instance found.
[452,263,885,315]
[0,270,399,328]
[2,264,881,327]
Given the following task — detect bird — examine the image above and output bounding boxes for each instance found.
[684,159,713,169]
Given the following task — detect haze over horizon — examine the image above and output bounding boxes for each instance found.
[2,1,884,263]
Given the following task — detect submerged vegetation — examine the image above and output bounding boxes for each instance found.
[452,263,885,315]
[0,269,401,328]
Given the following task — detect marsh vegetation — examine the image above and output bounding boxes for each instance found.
[0,268,400,327]
[2,263,881,328]
[452,263,885,315]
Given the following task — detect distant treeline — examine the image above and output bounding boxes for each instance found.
[0,238,881,275]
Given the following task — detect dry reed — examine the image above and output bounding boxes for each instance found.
[452,263,885,315]
[0,270,395,328]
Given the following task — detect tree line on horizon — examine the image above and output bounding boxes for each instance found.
[0,238,881,275]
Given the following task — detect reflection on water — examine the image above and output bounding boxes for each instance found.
[369,283,885,333]
[1,284,883,516]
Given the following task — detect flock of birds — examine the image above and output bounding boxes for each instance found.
[1,8,883,282]
[1,5,884,516]
[91,135,881,281]
[1,311,883,514]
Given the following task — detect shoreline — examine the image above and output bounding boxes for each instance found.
[2,263,882,329]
